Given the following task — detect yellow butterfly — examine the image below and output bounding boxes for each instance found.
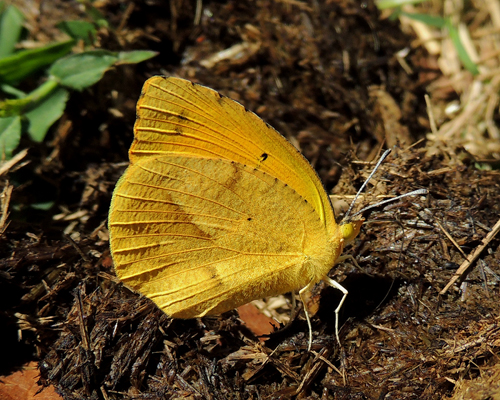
[108,76,363,349]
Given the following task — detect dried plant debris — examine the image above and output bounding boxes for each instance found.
[1,148,496,399]
[398,0,500,159]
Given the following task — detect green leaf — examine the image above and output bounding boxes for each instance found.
[25,87,69,142]
[48,49,157,91]
[376,0,427,10]
[0,83,26,98]
[117,50,158,65]
[30,201,55,210]
[0,39,75,83]
[57,20,97,45]
[399,12,479,75]
[0,97,31,118]
[0,79,60,118]
[0,5,25,58]
[446,21,480,76]
[0,115,21,159]
[399,11,447,28]
[85,5,108,28]
[49,50,118,90]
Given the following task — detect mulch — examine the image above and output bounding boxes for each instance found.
[1,1,499,399]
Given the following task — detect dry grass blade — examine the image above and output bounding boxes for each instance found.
[0,149,28,176]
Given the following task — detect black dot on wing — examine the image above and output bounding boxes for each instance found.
[260,153,268,161]
[247,217,252,221]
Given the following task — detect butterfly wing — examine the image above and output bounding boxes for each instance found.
[109,156,340,318]
[130,76,336,229]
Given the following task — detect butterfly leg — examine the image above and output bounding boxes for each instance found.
[298,279,317,351]
[337,254,372,277]
[336,254,362,272]
[322,275,348,346]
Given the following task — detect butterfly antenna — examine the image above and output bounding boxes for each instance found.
[343,148,392,221]
[351,188,428,218]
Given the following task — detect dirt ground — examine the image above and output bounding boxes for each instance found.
[1,1,500,399]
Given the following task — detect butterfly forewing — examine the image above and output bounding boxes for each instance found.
[130,76,336,228]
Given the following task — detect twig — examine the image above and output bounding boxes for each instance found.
[440,217,500,295]
[65,234,90,262]
[0,148,28,176]
[294,347,333,395]
[0,183,13,235]
[435,219,469,260]
[75,288,90,351]
[425,94,438,135]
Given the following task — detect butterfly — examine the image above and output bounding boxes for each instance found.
[108,76,363,349]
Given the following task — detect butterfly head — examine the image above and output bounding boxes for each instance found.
[339,218,364,245]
